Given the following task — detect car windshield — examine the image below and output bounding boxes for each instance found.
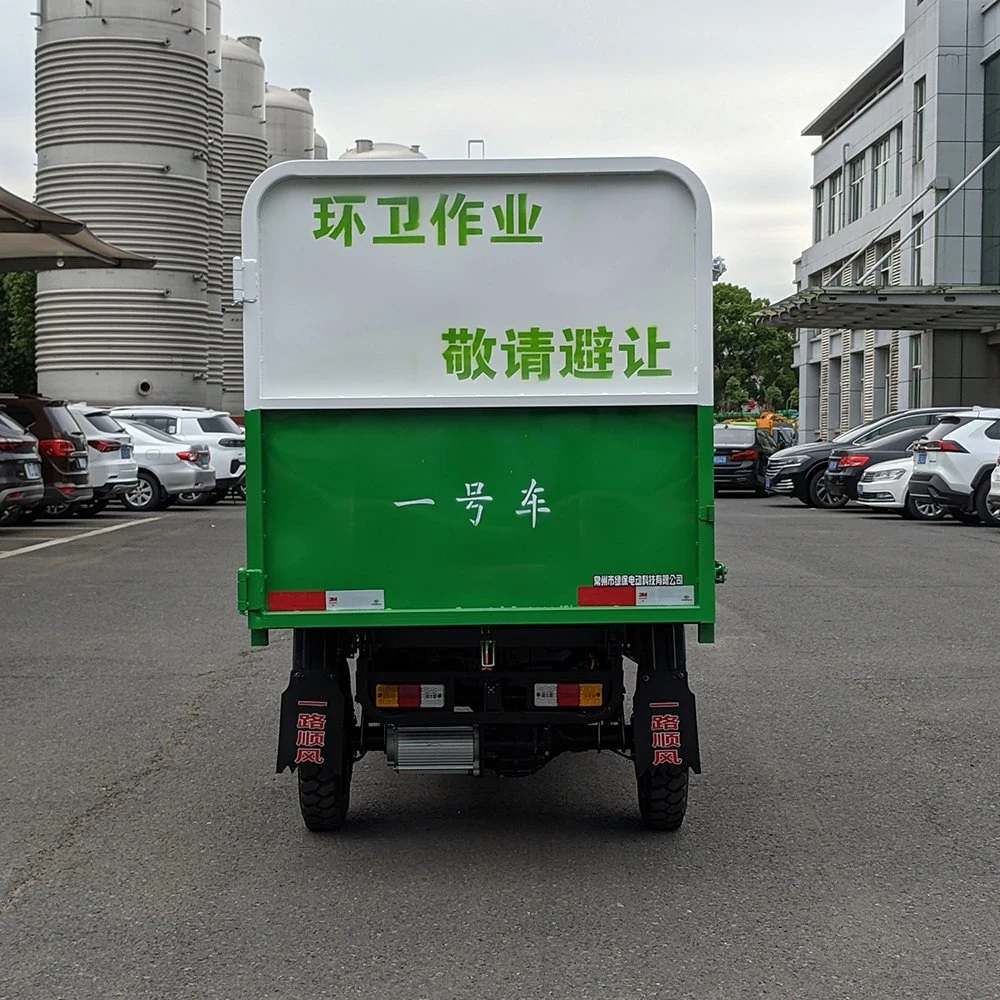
[85,412,127,434]
[45,405,84,436]
[713,426,756,447]
[119,419,183,444]
[197,415,241,434]
[0,411,26,435]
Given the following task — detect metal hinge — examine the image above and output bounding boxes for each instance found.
[232,257,258,304]
[715,561,728,585]
[237,567,265,613]
[699,504,715,523]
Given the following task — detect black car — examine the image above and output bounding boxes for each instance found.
[764,407,975,509]
[823,425,929,502]
[713,424,779,495]
[0,410,44,526]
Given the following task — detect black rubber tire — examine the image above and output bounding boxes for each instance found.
[0,504,22,527]
[74,498,110,519]
[297,758,353,832]
[204,488,227,505]
[807,466,849,509]
[952,510,981,525]
[637,765,688,832]
[121,471,166,512]
[18,507,39,524]
[41,501,74,519]
[162,493,178,508]
[974,481,1000,527]
[797,494,814,507]
[904,493,945,521]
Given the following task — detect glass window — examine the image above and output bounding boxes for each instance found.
[196,415,241,434]
[894,125,904,196]
[871,135,891,209]
[911,336,922,407]
[85,412,127,433]
[912,213,924,285]
[713,426,757,447]
[0,411,26,434]
[848,155,865,222]
[813,183,824,242]
[44,405,84,436]
[914,77,927,162]
[827,170,843,235]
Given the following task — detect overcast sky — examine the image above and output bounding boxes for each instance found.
[0,0,904,302]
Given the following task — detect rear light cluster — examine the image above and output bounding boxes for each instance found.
[218,437,244,449]
[89,439,121,453]
[837,455,870,468]
[0,438,28,453]
[534,683,603,708]
[376,683,445,709]
[729,449,758,462]
[176,450,201,463]
[38,438,74,458]
[922,440,967,453]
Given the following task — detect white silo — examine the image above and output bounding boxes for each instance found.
[35,0,211,406]
[339,140,427,160]
[205,0,225,409]
[313,132,329,160]
[220,34,266,409]
[265,84,315,165]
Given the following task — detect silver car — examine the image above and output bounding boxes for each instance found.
[115,418,216,512]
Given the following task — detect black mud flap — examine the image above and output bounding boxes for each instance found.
[276,669,347,775]
[633,671,701,776]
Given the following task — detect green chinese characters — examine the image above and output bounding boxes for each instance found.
[441,326,672,381]
[312,192,543,246]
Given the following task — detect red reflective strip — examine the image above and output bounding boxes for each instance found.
[556,683,580,707]
[267,590,325,611]
[577,586,636,607]
[398,684,421,708]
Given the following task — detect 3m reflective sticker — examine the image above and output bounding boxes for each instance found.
[325,590,386,611]
[634,585,695,607]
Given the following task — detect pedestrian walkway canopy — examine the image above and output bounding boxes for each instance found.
[754,285,1000,332]
[0,184,153,272]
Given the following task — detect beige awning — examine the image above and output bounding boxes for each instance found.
[755,285,1000,331]
[0,184,154,272]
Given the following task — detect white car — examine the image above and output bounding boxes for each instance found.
[114,418,216,512]
[910,407,1000,526]
[109,406,245,503]
[68,404,139,517]
[855,456,945,520]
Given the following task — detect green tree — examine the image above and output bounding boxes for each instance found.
[723,375,744,410]
[0,271,37,393]
[714,282,796,410]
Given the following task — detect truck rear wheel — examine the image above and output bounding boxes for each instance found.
[297,758,352,832]
[637,764,688,832]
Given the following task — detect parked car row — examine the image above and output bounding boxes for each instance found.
[0,395,245,526]
[763,405,1000,526]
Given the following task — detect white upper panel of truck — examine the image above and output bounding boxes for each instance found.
[239,157,713,409]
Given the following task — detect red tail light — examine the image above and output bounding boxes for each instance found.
[175,450,200,462]
[730,449,758,461]
[89,439,121,453]
[924,440,967,453]
[838,454,870,468]
[0,438,27,452]
[38,438,74,458]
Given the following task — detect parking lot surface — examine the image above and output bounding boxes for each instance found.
[1,499,998,999]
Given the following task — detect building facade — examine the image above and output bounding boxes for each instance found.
[794,0,1000,439]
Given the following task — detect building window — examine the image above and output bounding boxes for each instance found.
[871,134,891,209]
[814,183,825,242]
[827,170,843,235]
[848,155,865,222]
[912,213,924,285]
[914,77,927,162]
[911,336,922,406]
[894,125,904,195]
[983,55,1000,285]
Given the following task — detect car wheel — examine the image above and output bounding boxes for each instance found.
[636,764,688,832]
[121,472,166,512]
[204,488,227,505]
[176,491,210,506]
[0,504,22,527]
[904,493,945,521]
[41,501,74,519]
[74,499,110,519]
[951,510,981,525]
[807,467,849,509]
[974,481,1000,527]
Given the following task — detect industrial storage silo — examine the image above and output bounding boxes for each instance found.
[220,34,266,409]
[204,0,225,408]
[313,132,329,160]
[339,140,427,160]
[35,0,211,406]
[265,84,315,164]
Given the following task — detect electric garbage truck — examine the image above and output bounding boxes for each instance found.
[237,156,718,832]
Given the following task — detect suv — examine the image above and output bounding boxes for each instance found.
[0,394,92,516]
[67,404,139,517]
[909,408,1000,526]
[764,407,976,509]
[110,406,244,503]
[0,410,43,526]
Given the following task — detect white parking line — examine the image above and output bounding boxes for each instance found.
[0,517,162,560]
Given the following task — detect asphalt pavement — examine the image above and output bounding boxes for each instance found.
[1,498,998,999]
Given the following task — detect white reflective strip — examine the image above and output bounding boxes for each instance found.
[634,585,696,607]
[324,589,385,610]
[534,683,558,707]
[420,684,445,708]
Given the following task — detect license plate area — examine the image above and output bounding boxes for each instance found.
[121,446,133,459]
[917,453,927,464]
[22,462,41,479]
[713,454,727,465]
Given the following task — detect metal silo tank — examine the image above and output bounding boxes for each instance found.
[338,139,428,160]
[205,0,225,409]
[221,34,267,409]
[265,84,315,165]
[313,131,329,160]
[34,0,211,406]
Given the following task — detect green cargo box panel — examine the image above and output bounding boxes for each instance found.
[243,406,715,628]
